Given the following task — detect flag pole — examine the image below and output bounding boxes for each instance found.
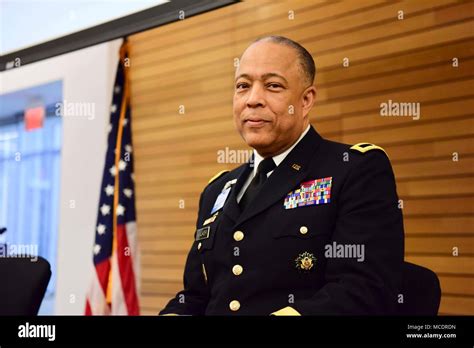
[106,38,130,305]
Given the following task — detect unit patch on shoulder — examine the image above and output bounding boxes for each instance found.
[350,143,388,157]
[208,170,230,184]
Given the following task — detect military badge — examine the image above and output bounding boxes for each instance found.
[211,186,231,214]
[284,177,332,209]
[224,178,237,190]
[295,252,317,272]
[203,212,219,226]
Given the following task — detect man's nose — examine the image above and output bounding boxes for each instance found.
[246,84,266,108]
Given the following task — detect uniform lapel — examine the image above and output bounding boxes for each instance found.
[222,160,253,224]
[235,126,323,227]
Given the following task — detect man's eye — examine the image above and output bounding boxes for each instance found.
[267,83,282,89]
[236,83,248,89]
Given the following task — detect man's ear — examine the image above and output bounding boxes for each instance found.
[302,85,316,117]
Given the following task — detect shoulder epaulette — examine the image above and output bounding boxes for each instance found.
[208,170,230,184]
[350,143,388,157]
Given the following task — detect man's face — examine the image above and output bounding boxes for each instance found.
[233,41,316,157]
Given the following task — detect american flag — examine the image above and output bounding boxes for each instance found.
[85,40,140,315]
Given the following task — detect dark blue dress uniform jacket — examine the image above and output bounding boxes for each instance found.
[159,126,405,315]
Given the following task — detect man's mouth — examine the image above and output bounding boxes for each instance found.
[244,118,269,127]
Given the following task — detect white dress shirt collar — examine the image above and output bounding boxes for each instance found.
[252,124,311,176]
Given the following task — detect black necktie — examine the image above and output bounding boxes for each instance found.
[239,157,276,211]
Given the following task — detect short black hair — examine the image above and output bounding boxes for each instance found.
[252,35,316,86]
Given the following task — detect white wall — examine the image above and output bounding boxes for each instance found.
[0,39,123,314]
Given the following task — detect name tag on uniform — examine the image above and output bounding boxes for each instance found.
[211,186,231,214]
[196,226,210,241]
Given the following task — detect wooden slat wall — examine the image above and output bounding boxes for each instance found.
[128,0,474,315]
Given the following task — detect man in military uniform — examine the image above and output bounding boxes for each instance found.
[159,36,404,316]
